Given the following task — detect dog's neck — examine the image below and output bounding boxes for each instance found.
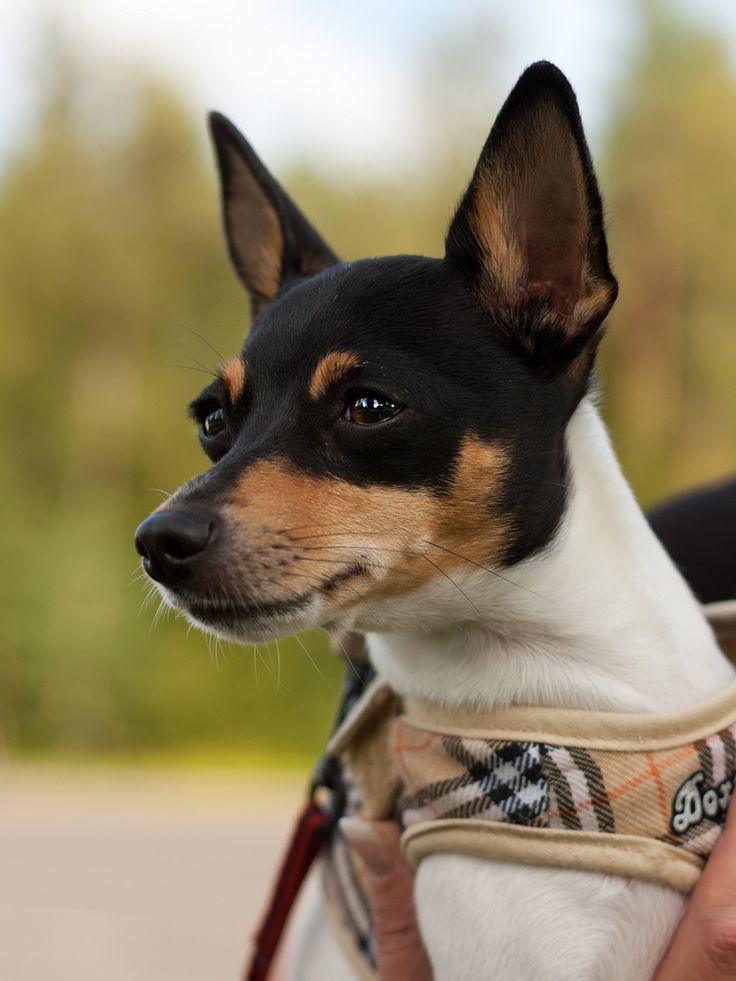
[367,398,734,714]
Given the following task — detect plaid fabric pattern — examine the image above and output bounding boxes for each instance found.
[321,605,736,976]
[322,720,736,981]
[395,719,736,857]
[321,764,378,976]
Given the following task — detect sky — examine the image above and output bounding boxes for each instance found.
[1,0,736,179]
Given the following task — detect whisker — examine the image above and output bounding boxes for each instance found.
[252,645,262,693]
[275,638,282,692]
[255,643,279,682]
[148,487,173,502]
[182,326,227,365]
[163,363,217,378]
[204,631,215,669]
[287,527,392,544]
[416,552,483,617]
[287,530,542,600]
[423,540,544,598]
[298,543,406,557]
[189,355,221,379]
[336,634,363,682]
[138,581,159,615]
[151,594,171,629]
[293,632,330,686]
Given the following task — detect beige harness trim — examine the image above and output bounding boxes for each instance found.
[329,601,736,893]
[404,602,736,750]
[402,821,704,894]
[403,682,736,751]
[328,678,403,821]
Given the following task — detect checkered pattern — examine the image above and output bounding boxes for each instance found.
[322,673,736,978]
[321,764,378,976]
[394,719,736,857]
[401,736,550,828]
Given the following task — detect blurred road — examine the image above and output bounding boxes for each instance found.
[0,764,305,981]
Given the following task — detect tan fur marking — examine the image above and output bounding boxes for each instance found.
[309,352,361,400]
[572,273,617,329]
[228,152,283,302]
[220,358,246,403]
[470,104,614,340]
[471,168,526,296]
[222,436,510,609]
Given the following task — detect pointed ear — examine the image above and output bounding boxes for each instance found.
[445,62,617,373]
[208,112,339,320]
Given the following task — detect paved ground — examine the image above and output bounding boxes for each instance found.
[0,764,305,981]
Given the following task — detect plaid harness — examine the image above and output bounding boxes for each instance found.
[394,707,736,890]
[321,601,736,974]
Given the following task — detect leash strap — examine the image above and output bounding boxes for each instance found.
[244,800,331,981]
[243,657,375,980]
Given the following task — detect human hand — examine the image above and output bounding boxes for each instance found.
[654,789,736,979]
[343,791,736,981]
[340,817,433,981]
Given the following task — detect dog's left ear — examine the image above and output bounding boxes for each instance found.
[445,62,617,379]
[209,112,338,321]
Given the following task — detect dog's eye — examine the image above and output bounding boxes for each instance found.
[344,391,402,426]
[202,407,226,438]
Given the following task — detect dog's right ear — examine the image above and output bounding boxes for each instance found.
[208,112,338,320]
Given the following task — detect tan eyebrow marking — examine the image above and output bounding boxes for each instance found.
[309,352,361,400]
[219,358,246,403]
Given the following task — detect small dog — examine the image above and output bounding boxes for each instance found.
[136,62,736,980]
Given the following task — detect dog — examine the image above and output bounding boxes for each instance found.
[135,61,736,980]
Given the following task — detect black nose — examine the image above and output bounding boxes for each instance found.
[135,510,217,584]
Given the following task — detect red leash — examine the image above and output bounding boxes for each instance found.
[243,662,372,979]
[243,800,331,981]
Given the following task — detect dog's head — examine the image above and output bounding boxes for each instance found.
[135,62,617,643]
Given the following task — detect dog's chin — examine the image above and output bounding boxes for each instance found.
[154,586,320,643]
[188,600,324,644]
[153,567,365,644]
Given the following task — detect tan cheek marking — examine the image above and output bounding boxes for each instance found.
[223,460,439,605]
[431,435,511,563]
[309,352,361,401]
[220,358,246,404]
[371,436,511,598]
[223,437,510,604]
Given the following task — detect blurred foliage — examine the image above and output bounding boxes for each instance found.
[1,2,734,759]
[602,2,736,503]
[0,51,344,762]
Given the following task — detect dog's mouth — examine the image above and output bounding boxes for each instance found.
[165,562,366,640]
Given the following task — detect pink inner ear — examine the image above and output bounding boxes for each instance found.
[521,173,587,320]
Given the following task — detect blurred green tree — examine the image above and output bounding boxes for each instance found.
[2,8,735,760]
[602,0,736,504]
[0,45,343,761]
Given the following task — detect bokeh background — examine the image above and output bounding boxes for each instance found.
[2,0,736,978]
